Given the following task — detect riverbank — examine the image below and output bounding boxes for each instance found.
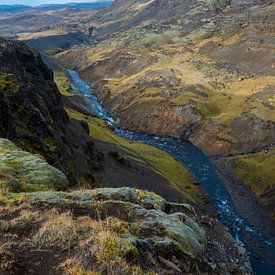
[214,158,275,237]
[66,69,275,274]
[60,69,254,274]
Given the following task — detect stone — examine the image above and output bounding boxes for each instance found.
[0,139,68,192]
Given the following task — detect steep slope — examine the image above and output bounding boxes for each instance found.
[0,37,205,206]
[55,0,275,220]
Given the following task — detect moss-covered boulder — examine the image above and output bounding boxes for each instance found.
[17,187,205,261]
[0,138,68,192]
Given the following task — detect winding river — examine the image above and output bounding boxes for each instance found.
[68,69,275,275]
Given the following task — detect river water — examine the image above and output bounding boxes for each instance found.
[67,69,275,275]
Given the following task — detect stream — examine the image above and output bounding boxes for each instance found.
[67,69,275,275]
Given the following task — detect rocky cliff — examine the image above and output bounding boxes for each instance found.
[0,37,102,185]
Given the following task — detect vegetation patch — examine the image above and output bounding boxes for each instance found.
[225,148,275,220]
[0,138,68,194]
[0,73,19,92]
[54,71,74,96]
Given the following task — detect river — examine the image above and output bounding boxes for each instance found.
[67,69,275,275]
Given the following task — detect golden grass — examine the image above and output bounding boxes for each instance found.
[0,201,146,273]
[54,71,74,96]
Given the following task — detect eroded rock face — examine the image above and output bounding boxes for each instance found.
[0,37,100,184]
[231,113,275,153]
[0,138,68,191]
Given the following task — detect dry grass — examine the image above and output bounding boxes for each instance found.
[31,210,142,273]
[33,211,79,249]
[0,201,146,273]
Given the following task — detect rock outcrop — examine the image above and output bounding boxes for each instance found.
[0,138,68,192]
[0,187,253,274]
[0,37,101,185]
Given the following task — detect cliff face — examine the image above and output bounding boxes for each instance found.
[0,37,100,185]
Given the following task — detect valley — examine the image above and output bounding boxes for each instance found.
[0,0,274,274]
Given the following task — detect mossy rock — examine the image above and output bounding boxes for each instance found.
[0,138,68,192]
[10,187,205,259]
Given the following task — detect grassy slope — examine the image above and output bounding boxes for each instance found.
[225,148,275,219]
[54,72,202,204]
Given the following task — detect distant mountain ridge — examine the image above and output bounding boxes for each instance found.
[0,2,112,13]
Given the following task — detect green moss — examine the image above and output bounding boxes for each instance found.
[44,136,57,148]
[95,236,139,263]
[0,138,68,193]
[4,159,22,170]
[0,73,19,93]
[0,177,22,193]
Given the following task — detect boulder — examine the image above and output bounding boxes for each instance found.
[0,138,68,192]
[20,187,205,260]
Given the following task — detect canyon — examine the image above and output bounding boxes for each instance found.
[0,0,274,274]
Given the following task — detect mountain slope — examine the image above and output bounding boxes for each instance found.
[0,37,204,205]
[55,0,275,221]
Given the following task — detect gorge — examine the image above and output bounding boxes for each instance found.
[0,0,274,273]
[68,69,275,274]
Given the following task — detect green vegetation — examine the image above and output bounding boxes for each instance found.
[0,138,68,194]
[67,109,201,204]
[225,148,275,219]
[139,30,180,48]
[205,0,229,10]
[0,73,19,92]
[54,71,73,96]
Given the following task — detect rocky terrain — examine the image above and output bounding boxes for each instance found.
[0,184,252,274]
[53,0,275,220]
[0,0,274,272]
[0,37,254,274]
[0,37,207,204]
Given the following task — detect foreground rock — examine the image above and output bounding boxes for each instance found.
[0,37,101,185]
[0,187,252,274]
[0,139,68,193]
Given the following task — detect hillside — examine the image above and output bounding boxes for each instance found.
[1,36,209,203]
[0,37,255,274]
[54,0,275,221]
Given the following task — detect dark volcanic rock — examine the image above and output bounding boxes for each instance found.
[0,37,100,185]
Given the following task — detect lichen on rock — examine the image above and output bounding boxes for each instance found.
[0,138,68,192]
[16,187,205,261]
